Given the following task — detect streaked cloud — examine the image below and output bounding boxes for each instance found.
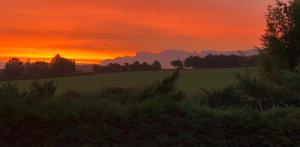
[0,0,274,61]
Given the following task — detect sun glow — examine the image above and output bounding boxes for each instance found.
[0,47,135,64]
[0,0,274,64]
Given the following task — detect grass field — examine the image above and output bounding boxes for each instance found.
[4,68,254,96]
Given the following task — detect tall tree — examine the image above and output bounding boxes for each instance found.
[261,0,300,79]
[50,54,75,73]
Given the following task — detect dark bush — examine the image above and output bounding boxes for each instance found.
[202,85,249,108]
[0,71,299,146]
[0,82,24,99]
[200,71,300,112]
[25,81,57,103]
[142,70,185,101]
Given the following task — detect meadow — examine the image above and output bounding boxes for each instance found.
[6,68,253,96]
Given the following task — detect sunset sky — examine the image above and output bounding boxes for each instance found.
[0,0,274,63]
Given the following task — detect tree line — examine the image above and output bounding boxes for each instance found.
[1,54,259,79]
[93,61,162,73]
[171,54,258,69]
[2,54,76,79]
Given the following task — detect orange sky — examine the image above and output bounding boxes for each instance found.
[0,0,274,63]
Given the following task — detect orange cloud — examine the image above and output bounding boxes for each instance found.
[0,0,275,63]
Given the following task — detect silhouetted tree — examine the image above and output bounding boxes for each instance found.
[131,61,140,71]
[260,0,300,80]
[124,62,130,71]
[183,55,258,69]
[108,63,123,72]
[171,59,184,69]
[50,54,75,73]
[184,56,201,69]
[152,61,162,70]
[140,62,147,70]
[93,61,162,73]
[4,58,24,78]
[26,61,50,76]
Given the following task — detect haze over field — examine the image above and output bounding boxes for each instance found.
[1,0,274,62]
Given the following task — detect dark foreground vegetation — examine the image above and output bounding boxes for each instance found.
[0,70,300,146]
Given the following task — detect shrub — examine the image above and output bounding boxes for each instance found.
[199,71,300,112]
[0,82,24,99]
[25,81,57,103]
[142,70,185,101]
[202,85,249,108]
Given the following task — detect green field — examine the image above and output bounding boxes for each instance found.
[6,68,254,96]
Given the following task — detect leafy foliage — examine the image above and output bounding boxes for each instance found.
[260,0,300,79]
[201,71,300,112]
[201,85,249,108]
[142,70,185,101]
[0,82,24,99]
[0,71,299,146]
[25,81,57,103]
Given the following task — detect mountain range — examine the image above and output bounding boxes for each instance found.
[101,49,258,69]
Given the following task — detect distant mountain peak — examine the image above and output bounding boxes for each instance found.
[100,49,258,69]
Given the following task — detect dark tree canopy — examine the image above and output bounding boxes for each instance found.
[152,61,162,70]
[171,60,184,69]
[26,61,50,76]
[4,58,24,78]
[183,55,257,69]
[50,54,75,73]
[261,0,300,77]
[1,55,76,79]
[93,61,162,73]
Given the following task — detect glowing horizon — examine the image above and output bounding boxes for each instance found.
[1,0,275,63]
